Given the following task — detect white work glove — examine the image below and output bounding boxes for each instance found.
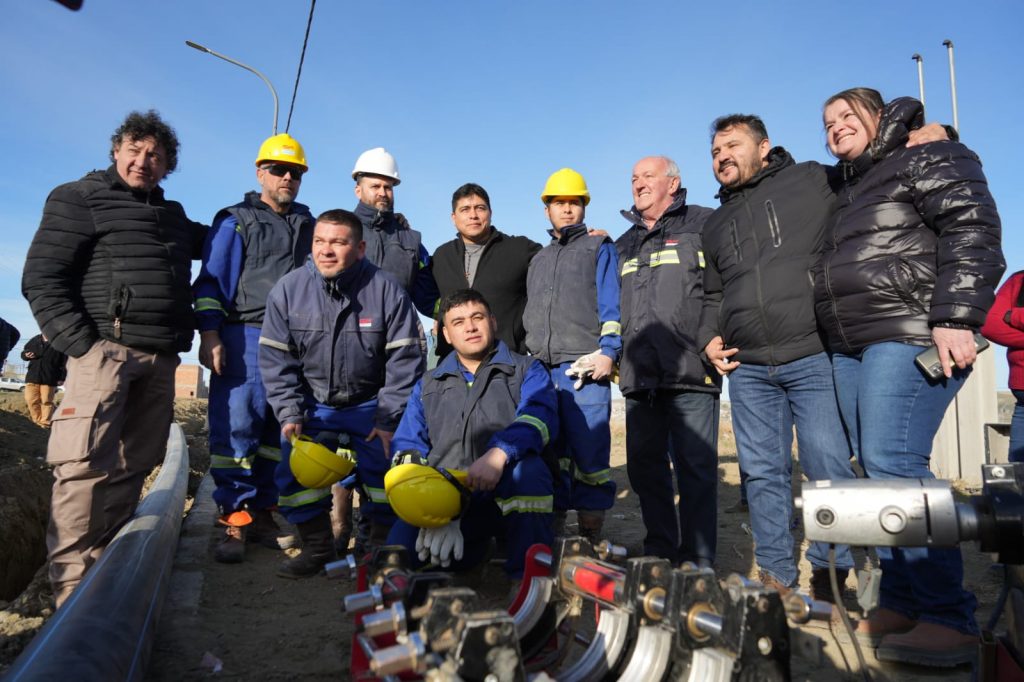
[565,350,603,390]
[415,521,464,567]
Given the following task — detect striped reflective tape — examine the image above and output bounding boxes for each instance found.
[515,414,550,445]
[495,494,554,515]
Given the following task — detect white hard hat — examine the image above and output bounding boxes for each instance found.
[352,147,400,185]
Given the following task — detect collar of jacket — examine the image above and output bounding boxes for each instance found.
[620,189,689,230]
[242,190,309,217]
[104,164,165,203]
[354,200,397,231]
[871,96,924,161]
[451,227,503,254]
[432,340,516,380]
[716,147,796,202]
[548,223,588,243]
[306,256,366,296]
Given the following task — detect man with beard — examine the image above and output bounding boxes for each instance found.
[194,133,314,564]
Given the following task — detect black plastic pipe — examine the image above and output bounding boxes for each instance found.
[6,424,189,681]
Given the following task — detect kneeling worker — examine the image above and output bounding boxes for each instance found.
[386,289,557,577]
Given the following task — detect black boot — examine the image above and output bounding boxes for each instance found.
[248,509,297,550]
[277,514,337,579]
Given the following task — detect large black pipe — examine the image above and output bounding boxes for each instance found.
[6,424,189,681]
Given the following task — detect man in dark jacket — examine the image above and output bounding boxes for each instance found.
[616,156,720,566]
[697,115,857,598]
[22,110,207,607]
[21,334,67,428]
[432,183,541,358]
[193,133,313,564]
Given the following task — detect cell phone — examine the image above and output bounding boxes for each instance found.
[914,332,990,380]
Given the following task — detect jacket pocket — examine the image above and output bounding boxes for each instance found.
[764,200,782,248]
[886,256,928,315]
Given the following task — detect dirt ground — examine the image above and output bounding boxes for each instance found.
[0,396,1008,680]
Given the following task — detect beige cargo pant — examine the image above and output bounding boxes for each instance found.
[46,339,178,603]
[25,383,57,426]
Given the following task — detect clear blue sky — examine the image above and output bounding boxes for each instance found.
[1,1,1020,387]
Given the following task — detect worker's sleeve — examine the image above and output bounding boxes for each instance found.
[390,380,431,459]
[410,244,440,318]
[486,359,558,464]
[22,184,100,358]
[193,214,244,333]
[258,284,305,426]
[595,241,622,363]
[376,286,427,432]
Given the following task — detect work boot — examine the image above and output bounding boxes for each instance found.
[577,510,605,544]
[331,486,354,553]
[215,523,246,564]
[876,622,977,667]
[757,568,793,598]
[855,607,917,647]
[277,514,337,579]
[810,567,850,604]
[247,509,297,550]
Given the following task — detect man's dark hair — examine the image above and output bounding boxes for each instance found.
[316,209,363,241]
[451,183,491,212]
[109,110,180,174]
[710,114,769,144]
[439,288,492,323]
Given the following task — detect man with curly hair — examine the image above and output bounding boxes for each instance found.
[22,110,207,607]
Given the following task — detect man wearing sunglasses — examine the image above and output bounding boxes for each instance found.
[193,133,315,564]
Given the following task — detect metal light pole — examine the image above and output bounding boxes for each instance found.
[943,39,959,132]
[911,53,926,113]
[185,41,280,135]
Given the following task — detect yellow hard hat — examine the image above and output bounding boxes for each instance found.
[384,462,470,528]
[541,167,590,206]
[289,435,355,489]
[256,133,308,171]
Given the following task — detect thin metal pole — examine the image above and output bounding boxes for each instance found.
[943,39,959,132]
[911,53,926,114]
[185,41,279,135]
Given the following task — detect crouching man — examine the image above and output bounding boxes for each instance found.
[386,289,557,577]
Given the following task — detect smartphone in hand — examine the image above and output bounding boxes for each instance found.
[914,333,990,380]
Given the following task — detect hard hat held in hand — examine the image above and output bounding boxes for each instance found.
[541,167,590,205]
[256,133,308,171]
[384,462,469,528]
[352,147,400,184]
[289,434,355,489]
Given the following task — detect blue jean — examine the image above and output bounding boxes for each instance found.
[1010,389,1024,463]
[729,352,856,586]
[833,342,978,635]
[275,400,394,526]
[549,363,616,512]
[625,389,718,565]
[208,324,281,516]
[386,455,554,577]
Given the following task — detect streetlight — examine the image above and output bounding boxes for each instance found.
[911,53,926,114]
[943,39,959,132]
[185,41,279,135]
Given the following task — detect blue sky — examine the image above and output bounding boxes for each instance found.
[1,1,1020,387]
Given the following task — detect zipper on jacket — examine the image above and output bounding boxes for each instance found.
[743,202,775,365]
[823,208,853,352]
[729,219,742,261]
[764,200,782,247]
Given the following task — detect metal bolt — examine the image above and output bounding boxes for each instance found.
[758,636,773,655]
[815,507,836,527]
[757,597,770,613]
[695,578,707,593]
[484,626,500,646]
[992,466,1006,479]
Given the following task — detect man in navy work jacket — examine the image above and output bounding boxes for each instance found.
[259,209,424,578]
[386,289,557,578]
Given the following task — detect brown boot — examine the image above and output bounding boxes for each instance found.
[248,509,297,550]
[876,622,977,667]
[855,607,917,647]
[214,523,246,564]
[757,569,793,598]
[810,567,850,604]
[577,511,605,544]
[330,486,354,553]
[277,514,337,579]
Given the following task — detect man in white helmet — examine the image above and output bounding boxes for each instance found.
[194,133,314,564]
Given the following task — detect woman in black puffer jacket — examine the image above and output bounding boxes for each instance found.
[814,89,1004,667]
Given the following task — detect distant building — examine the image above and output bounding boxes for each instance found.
[175,363,207,399]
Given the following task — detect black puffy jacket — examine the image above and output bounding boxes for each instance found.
[814,97,1004,354]
[22,166,207,358]
[699,148,833,365]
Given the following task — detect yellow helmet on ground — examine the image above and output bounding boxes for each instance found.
[541,167,590,206]
[384,460,470,528]
[289,435,355,488]
[256,133,308,171]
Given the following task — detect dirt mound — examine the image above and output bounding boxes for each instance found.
[0,397,209,673]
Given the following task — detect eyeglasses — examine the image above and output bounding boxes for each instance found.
[261,164,305,180]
